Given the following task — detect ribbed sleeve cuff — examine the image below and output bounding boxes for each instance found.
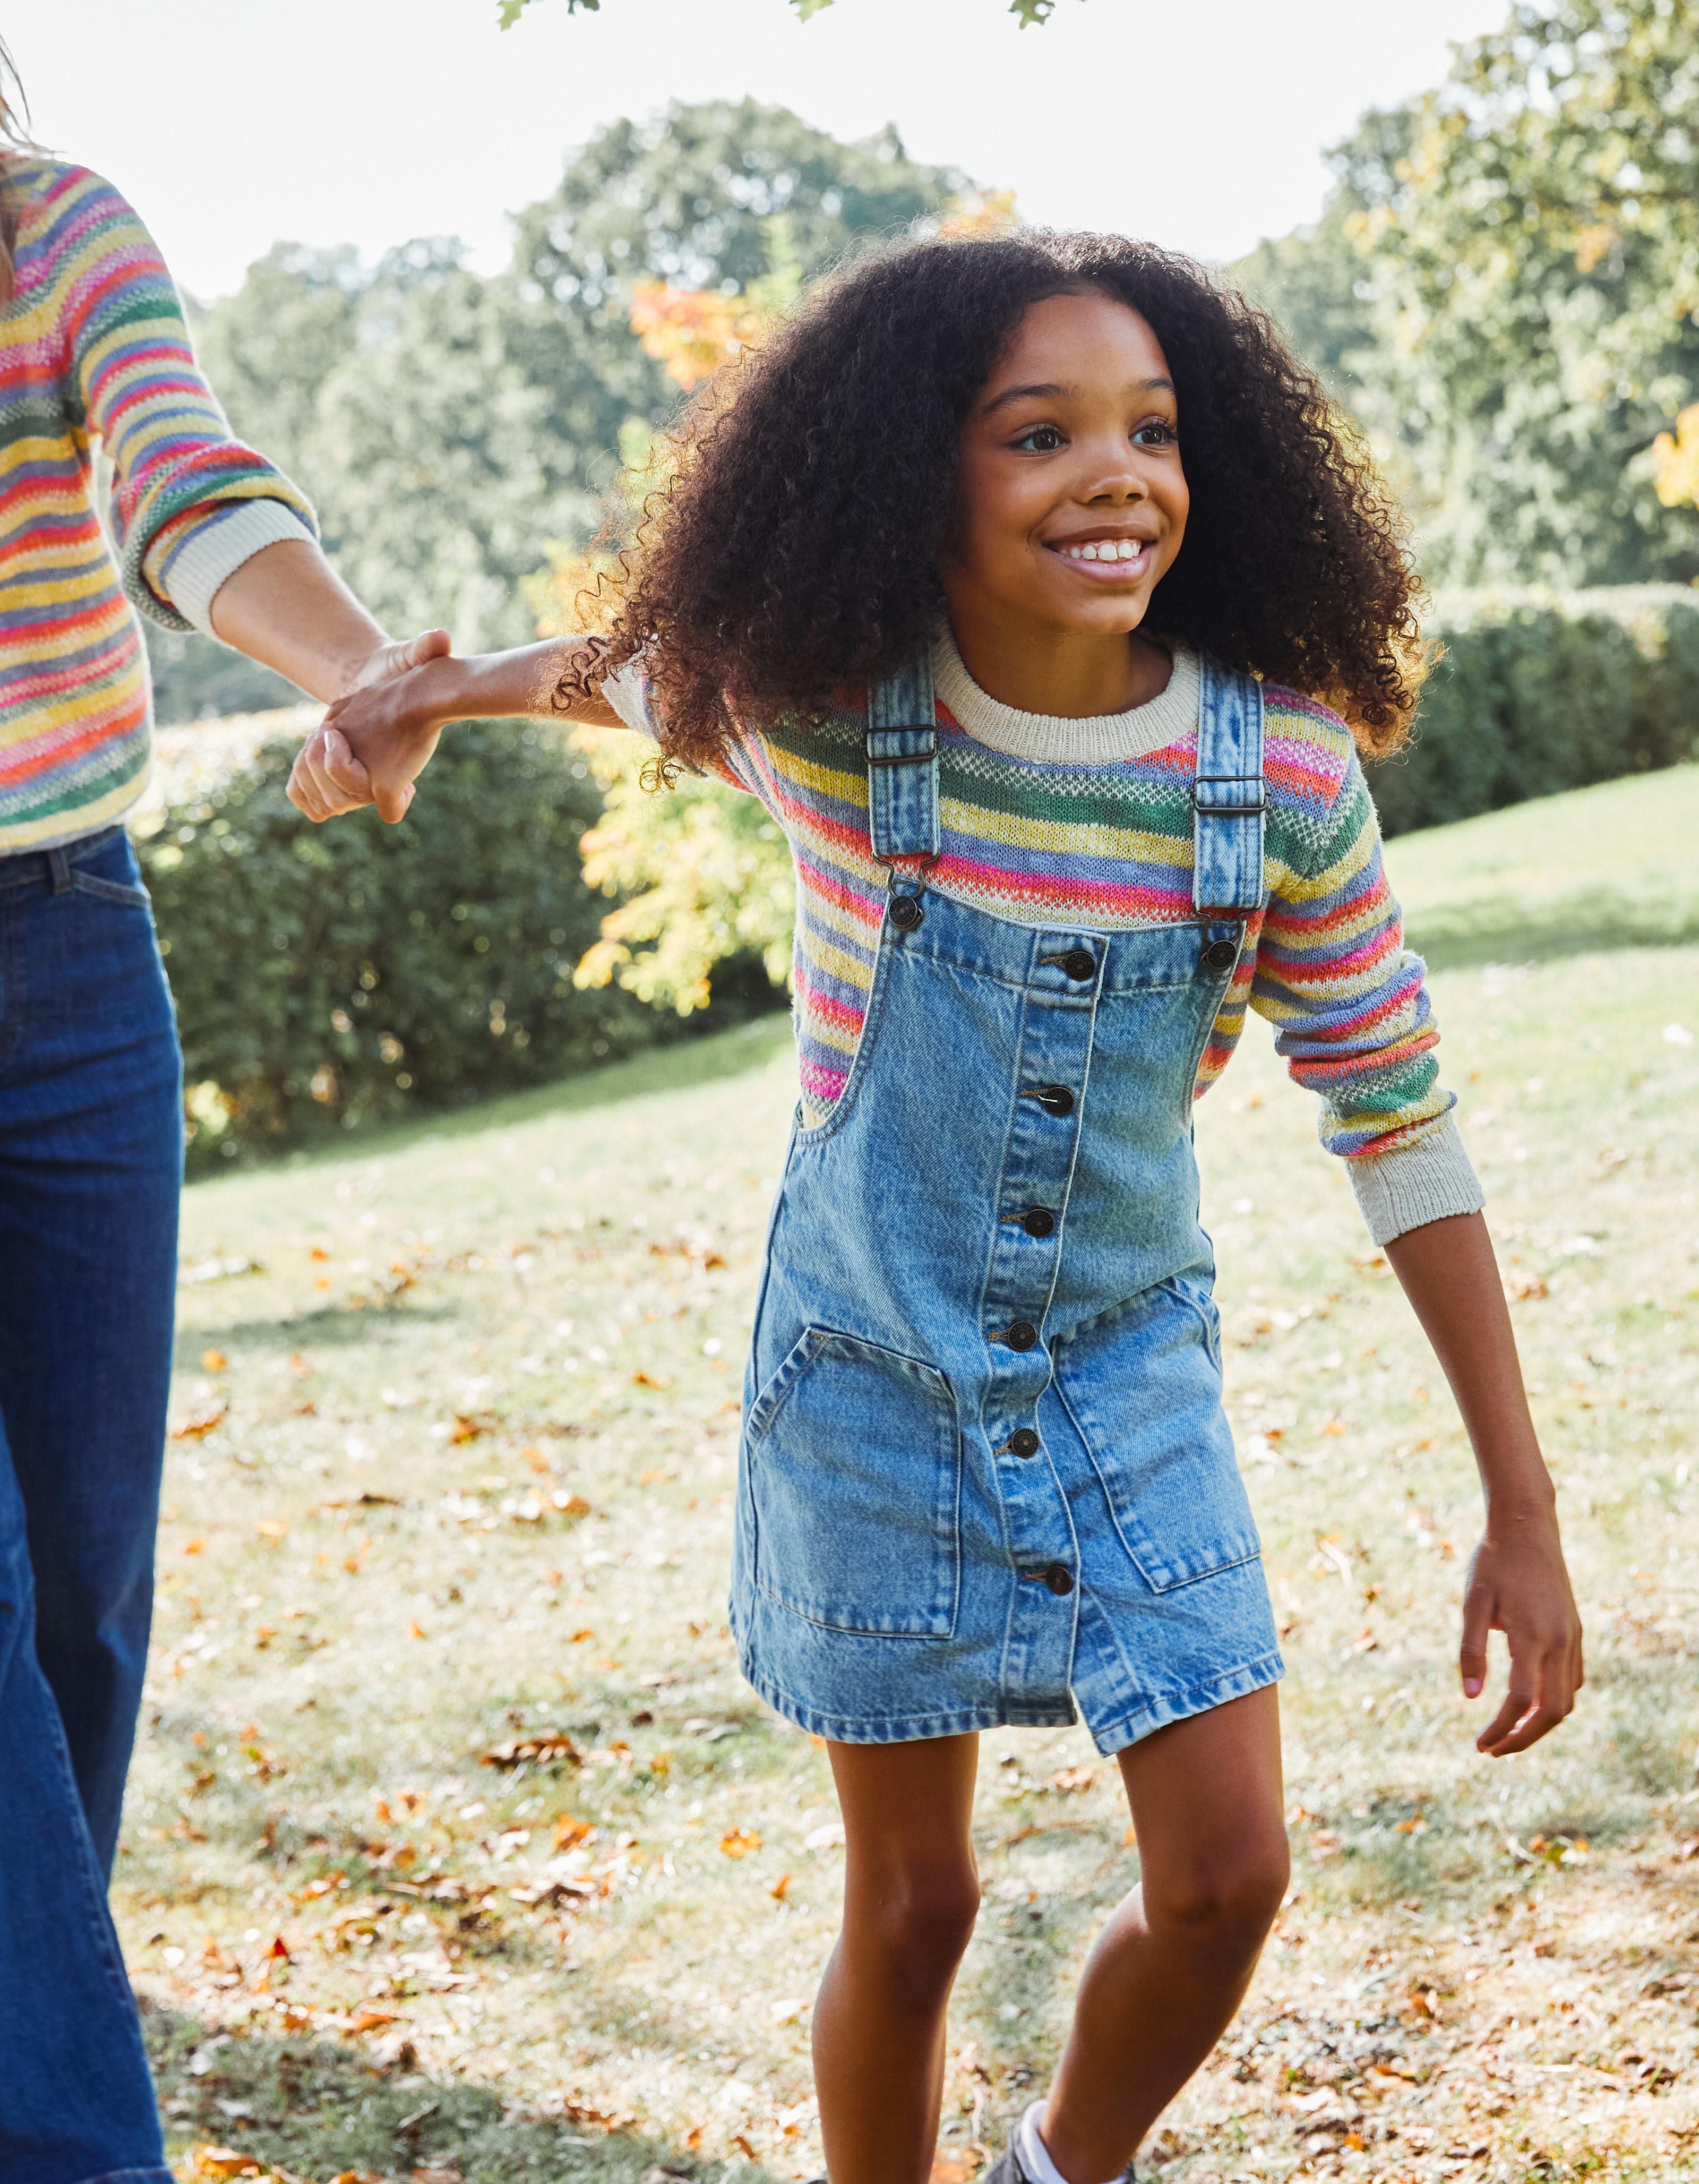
[159,499,316,637]
[601,659,656,738]
[1348,1116,1485,1248]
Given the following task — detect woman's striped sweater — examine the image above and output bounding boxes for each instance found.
[607,636,1482,1246]
[0,157,315,853]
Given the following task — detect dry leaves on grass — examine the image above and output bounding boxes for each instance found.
[478,1731,582,1769]
[719,1827,762,1857]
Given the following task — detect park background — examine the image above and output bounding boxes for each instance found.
[10,2,1699,2179]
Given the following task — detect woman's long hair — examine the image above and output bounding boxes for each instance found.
[0,37,43,306]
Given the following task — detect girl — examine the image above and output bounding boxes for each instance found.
[293,231,1583,2184]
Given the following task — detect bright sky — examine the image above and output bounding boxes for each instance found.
[10,0,1509,300]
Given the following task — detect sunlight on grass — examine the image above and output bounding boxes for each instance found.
[126,784,1699,2184]
[1387,762,1699,967]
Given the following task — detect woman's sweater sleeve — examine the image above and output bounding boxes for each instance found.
[64,173,318,636]
[1250,743,1483,1248]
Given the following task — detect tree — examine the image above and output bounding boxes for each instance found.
[1237,0,1699,589]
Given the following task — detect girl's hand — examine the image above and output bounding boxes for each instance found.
[289,650,467,824]
[1458,1501,1584,1755]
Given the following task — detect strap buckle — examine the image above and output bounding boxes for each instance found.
[1191,774,1267,816]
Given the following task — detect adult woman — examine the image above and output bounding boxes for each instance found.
[0,50,444,2183]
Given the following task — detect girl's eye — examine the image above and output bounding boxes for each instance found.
[1012,423,1065,453]
[1132,420,1178,448]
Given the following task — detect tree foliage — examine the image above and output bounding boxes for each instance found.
[1237,0,1699,589]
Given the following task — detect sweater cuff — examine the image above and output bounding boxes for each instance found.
[601,658,657,738]
[1348,1116,1485,1248]
[158,499,316,637]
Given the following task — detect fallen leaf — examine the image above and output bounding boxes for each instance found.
[190,2154,261,2181]
[171,1404,227,1441]
[408,1621,427,1640]
[479,1732,582,1770]
[769,1872,792,1900]
[720,1827,762,1858]
[201,1348,229,1373]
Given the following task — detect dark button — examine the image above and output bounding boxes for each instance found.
[1024,1562,1075,1595]
[1026,1084,1075,1117]
[1059,948,1096,981]
[1020,1207,1056,1239]
[1007,1428,1041,1459]
[1003,1320,1039,1352]
[1202,937,1239,972]
[888,895,924,932]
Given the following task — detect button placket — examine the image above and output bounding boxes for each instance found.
[981,935,1097,1607]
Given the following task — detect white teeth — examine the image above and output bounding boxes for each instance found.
[1062,539,1145,563]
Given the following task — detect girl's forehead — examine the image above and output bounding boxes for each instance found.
[981,290,1173,403]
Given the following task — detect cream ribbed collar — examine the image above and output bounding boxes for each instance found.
[933,627,1200,765]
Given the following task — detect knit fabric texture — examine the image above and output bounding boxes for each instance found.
[606,641,1482,1244]
[0,157,316,853]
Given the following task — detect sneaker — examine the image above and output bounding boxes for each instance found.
[979,2130,1135,2183]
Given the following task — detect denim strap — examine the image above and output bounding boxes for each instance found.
[1191,657,1266,913]
[866,656,940,866]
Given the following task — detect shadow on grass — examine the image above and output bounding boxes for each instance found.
[142,1996,780,2184]
[191,1017,795,1191]
[173,1300,460,1371]
[1409,897,1699,972]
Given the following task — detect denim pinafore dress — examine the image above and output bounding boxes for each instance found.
[732,654,1284,1754]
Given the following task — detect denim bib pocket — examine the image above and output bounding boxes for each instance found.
[1054,1278,1259,1594]
[745,1326,960,1637]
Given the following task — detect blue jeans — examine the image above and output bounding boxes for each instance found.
[0,828,179,2183]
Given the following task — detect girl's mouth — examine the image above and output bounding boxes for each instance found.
[1046,537,1156,578]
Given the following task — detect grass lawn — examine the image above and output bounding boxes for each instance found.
[125,769,1699,2184]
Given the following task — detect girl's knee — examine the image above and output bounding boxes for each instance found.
[1146,1830,1289,1949]
[854,1864,982,1975]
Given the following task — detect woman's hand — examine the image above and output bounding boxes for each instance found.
[287,637,627,824]
[1458,1498,1584,1755]
[288,649,468,824]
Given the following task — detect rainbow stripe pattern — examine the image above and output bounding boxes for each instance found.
[0,158,315,853]
[700,684,1452,1163]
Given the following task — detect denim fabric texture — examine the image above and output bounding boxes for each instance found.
[0,826,181,2183]
[733,659,1283,1753]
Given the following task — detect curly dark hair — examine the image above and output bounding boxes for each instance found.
[561,230,1425,767]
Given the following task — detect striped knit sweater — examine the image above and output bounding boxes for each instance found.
[608,634,1482,1246]
[0,157,315,853]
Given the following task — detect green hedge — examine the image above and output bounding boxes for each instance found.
[1369,586,1699,836]
[140,720,675,1171]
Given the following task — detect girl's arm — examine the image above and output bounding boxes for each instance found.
[1384,1211,1583,1755]
[287,637,624,823]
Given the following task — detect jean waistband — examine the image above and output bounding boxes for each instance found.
[0,825,125,892]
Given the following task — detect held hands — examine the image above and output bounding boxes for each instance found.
[288,629,461,825]
[1458,1498,1584,1755]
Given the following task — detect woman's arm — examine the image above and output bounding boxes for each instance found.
[1384,1211,1584,1755]
[207,536,450,738]
[286,637,624,824]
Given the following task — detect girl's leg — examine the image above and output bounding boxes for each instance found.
[1040,1686,1288,2184]
[814,1734,982,2184]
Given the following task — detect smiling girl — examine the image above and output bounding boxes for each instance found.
[292,232,1582,2184]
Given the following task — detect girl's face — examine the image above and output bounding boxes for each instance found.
[946,289,1188,645]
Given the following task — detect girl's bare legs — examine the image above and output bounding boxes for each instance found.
[1041,1686,1289,2183]
[814,1734,982,2184]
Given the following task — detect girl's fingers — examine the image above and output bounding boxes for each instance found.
[287,745,329,821]
[1474,1688,1528,1753]
[1457,1586,1491,1701]
[320,729,372,802]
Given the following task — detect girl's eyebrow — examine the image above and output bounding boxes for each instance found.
[981,375,1174,417]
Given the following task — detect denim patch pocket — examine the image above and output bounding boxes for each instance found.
[1055,1277,1260,1594]
[746,1326,960,1637]
[70,870,151,910]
